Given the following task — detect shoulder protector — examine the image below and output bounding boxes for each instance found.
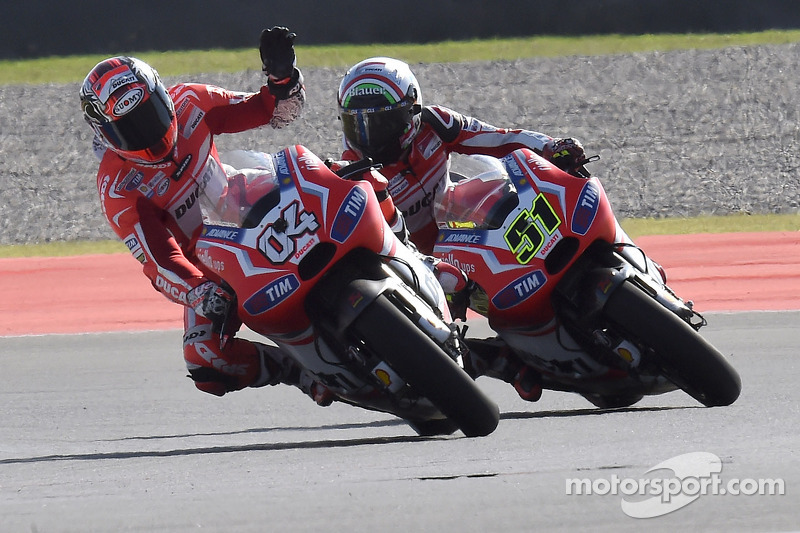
[421,105,466,143]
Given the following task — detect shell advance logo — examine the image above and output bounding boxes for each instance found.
[437,230,486,246]
[504,157,531,191]
[202,225,243,243]
[274,150,294,191]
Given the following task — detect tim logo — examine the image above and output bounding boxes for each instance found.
[492,270,547,310]
[331,186,368,243]
[243,274,300,315]
[571,181,600,235]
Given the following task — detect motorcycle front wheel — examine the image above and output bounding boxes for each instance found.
[352,294,500,437]
[603,280,741,407]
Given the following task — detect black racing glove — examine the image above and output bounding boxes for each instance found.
[259,26,297,80]
[268,68,303,101]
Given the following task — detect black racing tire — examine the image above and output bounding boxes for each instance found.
[603,280,741,407]
[351,295,500,437]
[407,418,460,437]
[581,393,644,409]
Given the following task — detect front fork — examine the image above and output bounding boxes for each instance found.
[555,242,705,336]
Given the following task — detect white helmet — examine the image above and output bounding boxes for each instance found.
[337,57,422,164]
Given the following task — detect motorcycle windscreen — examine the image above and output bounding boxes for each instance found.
[199,153,281,228]
[434,174,519,230]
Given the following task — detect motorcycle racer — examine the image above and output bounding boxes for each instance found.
[333,56,588,256]
[80,28,331,405]
[331,57,590,401]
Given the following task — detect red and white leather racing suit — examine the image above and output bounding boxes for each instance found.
[96,82,296,396]
[340,106,561,397]
[341,105,554,254]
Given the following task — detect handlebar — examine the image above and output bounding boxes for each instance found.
[332,157,382,180]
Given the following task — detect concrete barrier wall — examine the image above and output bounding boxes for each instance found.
[4,0,800,59]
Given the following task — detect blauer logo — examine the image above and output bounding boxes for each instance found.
[492,270,547,310]
[571,181,600,235]
[331,186,368,243]
[243,274,300,315]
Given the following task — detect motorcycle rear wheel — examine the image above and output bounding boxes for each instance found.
[603,280,741,407]
[352,295,500,437]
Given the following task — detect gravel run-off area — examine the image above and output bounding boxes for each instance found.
[2,43,799,245]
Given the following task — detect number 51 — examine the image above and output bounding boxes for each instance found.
[503,193,561,264]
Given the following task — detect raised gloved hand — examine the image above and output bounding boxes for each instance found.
[260,26,304,108]
[268,67,304,100]
[542,137,586,174]
[188,281,234,329]
[259,26,297,80]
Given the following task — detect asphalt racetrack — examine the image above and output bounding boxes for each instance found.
[1,312,797,532]
[1,232,799,532]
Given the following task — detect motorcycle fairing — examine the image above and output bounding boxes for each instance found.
[434,149,617,329]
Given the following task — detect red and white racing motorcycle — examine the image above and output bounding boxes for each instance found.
[193,145,499,437]
[433,149,741,408]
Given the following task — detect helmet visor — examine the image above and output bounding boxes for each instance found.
[99,89,173,153]
[340,105,414,155]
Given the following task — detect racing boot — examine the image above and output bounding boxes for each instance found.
[512,366,543,402]
[297,374,336,407]
[253,343,335,406]
[465,337,543,402]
